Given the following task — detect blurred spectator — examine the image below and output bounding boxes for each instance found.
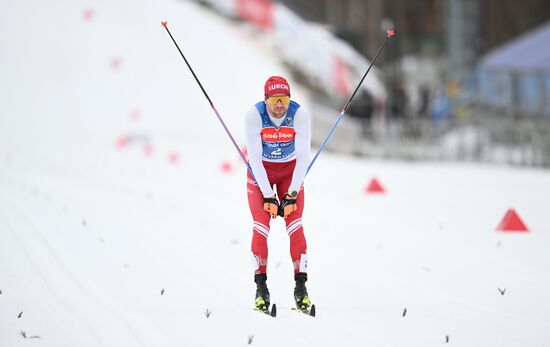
[430,89,452,127]
[419,84,430,117]
[347,89,374,137]
[388,83,407,120]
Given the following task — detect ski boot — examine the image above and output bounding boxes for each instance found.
[294,273,312,311]
[254,273,271,312]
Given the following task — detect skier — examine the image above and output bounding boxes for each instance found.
[245,76,312,314]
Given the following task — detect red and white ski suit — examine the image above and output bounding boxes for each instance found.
[245,101,311,275]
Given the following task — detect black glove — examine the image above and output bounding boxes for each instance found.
[278,194,297,218]
[263,196,280,219]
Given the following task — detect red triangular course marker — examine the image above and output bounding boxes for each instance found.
[365,177,385,194]
[168,152,179,164]
[143,144,153,157]
[83,8,94,21]
[220,160,233,173]
[115,136,128,149]
[496,208,529,232]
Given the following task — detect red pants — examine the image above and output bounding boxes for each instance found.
[247,160,307,275]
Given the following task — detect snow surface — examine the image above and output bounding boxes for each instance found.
[1,0,550,346]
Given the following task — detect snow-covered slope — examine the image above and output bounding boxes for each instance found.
[1,0,550,346]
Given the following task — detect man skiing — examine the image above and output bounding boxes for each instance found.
[245,76,312,315]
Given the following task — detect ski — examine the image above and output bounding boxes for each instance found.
[254,303,277,317]
[292,304,316,317]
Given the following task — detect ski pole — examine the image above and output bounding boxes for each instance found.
[161,21,256,180]
[306,29,395,176]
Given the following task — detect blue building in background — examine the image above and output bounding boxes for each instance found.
[477,21,550,117]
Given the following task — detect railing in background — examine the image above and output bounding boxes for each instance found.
[311,102,550,168]
[477,68,550,118]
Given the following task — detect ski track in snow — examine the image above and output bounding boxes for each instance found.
[1,198,149,346]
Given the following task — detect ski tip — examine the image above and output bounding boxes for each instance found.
[310,304,316,317]
[386,28,395,38]
[270,304,277,317]
[161,21,168,28]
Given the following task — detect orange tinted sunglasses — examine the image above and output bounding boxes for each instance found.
[266,95,290,105]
